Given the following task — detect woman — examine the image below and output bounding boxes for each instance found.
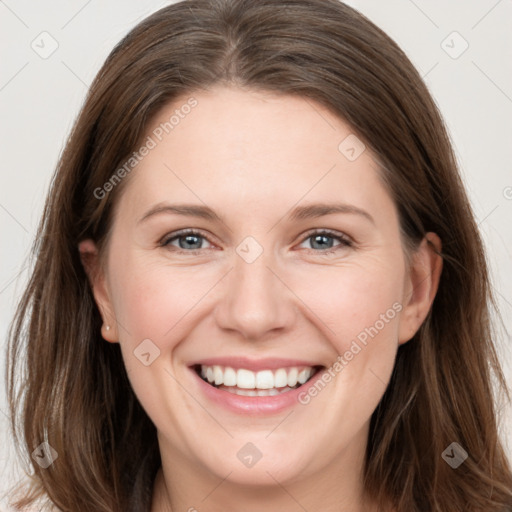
[6,0,512,510]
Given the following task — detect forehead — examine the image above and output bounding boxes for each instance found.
[117,86,395,225]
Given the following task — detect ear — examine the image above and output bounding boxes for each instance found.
[398,232,443,345]
[78,239,119,343]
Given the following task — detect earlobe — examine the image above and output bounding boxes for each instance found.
[398,232,443,345]
[100,323,117,343]
[78,239,119,343]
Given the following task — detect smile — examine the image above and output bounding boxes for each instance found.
[194,364,322,397]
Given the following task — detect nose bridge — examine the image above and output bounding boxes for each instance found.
[214,237,294,340]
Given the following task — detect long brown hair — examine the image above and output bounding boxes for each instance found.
[6,0,512,510]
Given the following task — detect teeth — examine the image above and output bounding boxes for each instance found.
[298,368,311,384]
[287,368,298,387]
[274,368,288,388]
[223,366,237,386]
[237,369,255,389]
[213,365,223,385]
[199,365,315,390]
[255,370,274,389]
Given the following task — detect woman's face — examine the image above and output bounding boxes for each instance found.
[81,86,440,490]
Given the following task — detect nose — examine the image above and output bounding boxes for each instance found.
[214,244,296,342]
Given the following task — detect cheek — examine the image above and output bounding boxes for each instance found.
[291,258,404,351]
[292,262,404,433]
[109,256,212,342]
[291,256,404,404]
[336,275,402,354]
[106,257,211,420]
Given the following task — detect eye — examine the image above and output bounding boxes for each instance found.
[160,229,214,253]
[159,228,353,255]
[297,229,353,253]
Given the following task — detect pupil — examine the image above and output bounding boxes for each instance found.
[312,235,333,250]
[180,235,202,250]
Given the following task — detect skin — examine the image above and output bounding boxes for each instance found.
[79,85,442,512]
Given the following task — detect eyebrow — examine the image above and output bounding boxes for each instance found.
[288,203,375,225]
[138,202,375,225]
[138,203,222,224]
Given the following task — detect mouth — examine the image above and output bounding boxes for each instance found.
[192,364,324,397]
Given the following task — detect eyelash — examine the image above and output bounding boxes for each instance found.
[159,228,353,255]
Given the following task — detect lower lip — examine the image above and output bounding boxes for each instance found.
[189,366,325,414]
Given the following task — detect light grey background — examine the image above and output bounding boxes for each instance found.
[1,0,511,508]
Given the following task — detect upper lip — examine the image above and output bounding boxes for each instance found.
[190,356,324,371]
